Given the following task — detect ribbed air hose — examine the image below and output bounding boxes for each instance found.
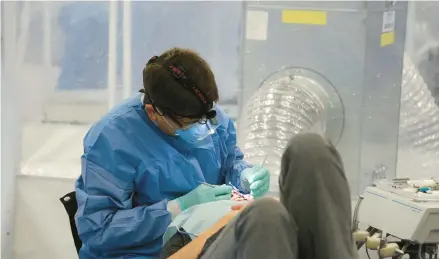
[237,58,439,189]
[398,55,439,177]
[237,68,344,194]
[400,56,439,151]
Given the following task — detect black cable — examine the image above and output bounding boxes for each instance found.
[366,247,372,259]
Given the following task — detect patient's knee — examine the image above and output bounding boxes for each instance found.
[242,198,289,225]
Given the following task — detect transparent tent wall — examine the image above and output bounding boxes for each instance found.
[42,1,243,124]
[13,2,245,258]
[19,1,244,178]
[2,2,22,257]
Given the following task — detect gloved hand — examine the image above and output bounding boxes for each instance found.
[175,184,233,211]
[240,166,270,198]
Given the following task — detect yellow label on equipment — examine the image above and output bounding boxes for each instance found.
[380,31,395,47]
[282,10,327,25]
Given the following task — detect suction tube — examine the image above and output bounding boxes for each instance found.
[398,55,439,177]
[237,68,345,194]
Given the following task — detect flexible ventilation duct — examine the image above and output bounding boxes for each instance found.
[398,55,439,177]
[237,57,439,190]
[238,68,344,194]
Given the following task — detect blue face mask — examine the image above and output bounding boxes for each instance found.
[175,124,210,144]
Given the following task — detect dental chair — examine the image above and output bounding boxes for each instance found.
[60,191,82,255]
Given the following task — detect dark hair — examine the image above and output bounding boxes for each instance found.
[142,48,219,119]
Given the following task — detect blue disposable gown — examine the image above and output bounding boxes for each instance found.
[75,93,251,258]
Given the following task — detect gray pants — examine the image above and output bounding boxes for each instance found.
[200,133,357,259]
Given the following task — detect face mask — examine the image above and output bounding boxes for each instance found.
[175,124,210,144]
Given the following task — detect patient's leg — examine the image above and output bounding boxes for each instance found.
[279,132,357,259]
[199,198,298,259]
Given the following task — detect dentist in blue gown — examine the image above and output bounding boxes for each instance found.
[74,48,270,259]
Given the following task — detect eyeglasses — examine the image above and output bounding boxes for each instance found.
[145,93,215,128]
[160,112,194,131]
[159,108,220,141]
[145,93,219,139]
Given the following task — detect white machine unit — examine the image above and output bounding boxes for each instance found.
[358,179,439,244]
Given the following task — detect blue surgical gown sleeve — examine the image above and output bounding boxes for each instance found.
[220,110,252,192]
[75,124,172,255]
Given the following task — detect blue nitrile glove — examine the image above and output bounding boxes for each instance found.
[240,166,270,198]
[175,184,233,211]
